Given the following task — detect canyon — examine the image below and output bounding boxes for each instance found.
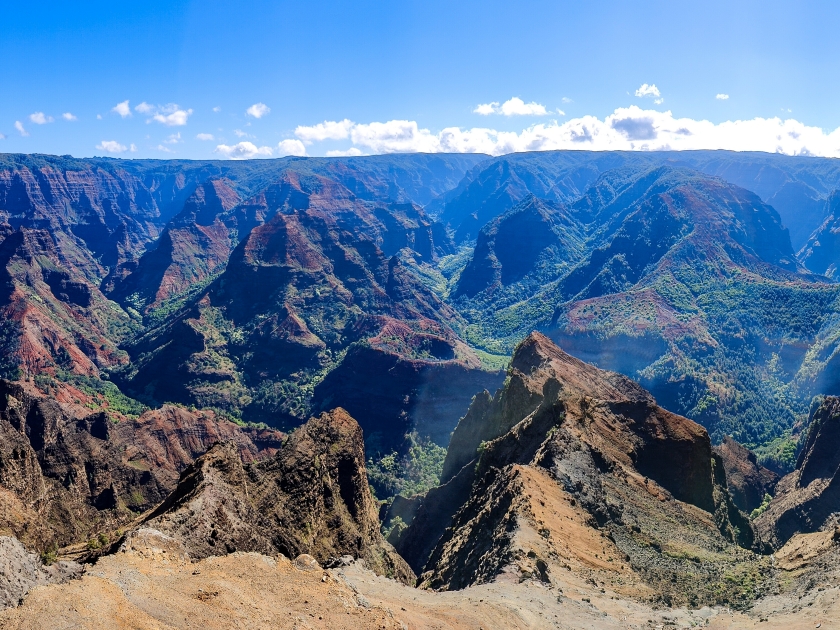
[2,150,840,626]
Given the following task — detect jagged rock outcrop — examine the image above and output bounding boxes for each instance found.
[0,380,282,551]
[393,333,758,606]
[754,396,840,547]
[714,436,779,513]
[139,408,415,583]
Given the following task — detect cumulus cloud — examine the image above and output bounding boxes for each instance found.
[635,84,661,98]
[130,143,137,152]
[196,133,215,141]
[29,112,54,124]
[96,140,127,153]
[134,103,193,126]
[112,100,132,118]
[0,133,6,140]
[233,129,252,138]
[716,93,730,100]
[473,102,498,115]
[246,103,270,118]
[292,107,840,157]
[164,133,182,144]
[326,147,364,157]
[277,139,307,157]
[156,144,174,153]
[15,121,29,137]
[294,119,353,144]
[215,141,274,159]
[212,106,221,113]
[152,108,192,126]
[561,97,573,104]
[62,112,77,121]
[473,97,551,116]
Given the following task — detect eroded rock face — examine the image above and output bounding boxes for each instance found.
[394,333,758,605]
[755,396,840,547]
[714,436,779,513]
[139,408,415,584]
[0,536,82,610]
[0,380,282,551]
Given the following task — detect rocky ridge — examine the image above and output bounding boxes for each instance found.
[393,332,761,607]
[135,407,414,582]
[0,379,282,552]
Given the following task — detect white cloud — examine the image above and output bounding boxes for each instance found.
[15,121,29,137]
[0,133,6,140]
[561,97,573,104]
[196,133,215,141]
[473,97,550,116]
[152,108,192,126]
[96,114,102,120]
[294,119,353,143]
[29,112,54,124]
[212,106,221,113]
[134,103,193,126]
[294,107,840,158]
[96,140,127,153]
[156,144,174,153]
[62,112,77,121]
[716,93,730,100]
[326,147,364,157]
[215,141,274,159]
[277,139,307,157]
[556,109,566,116]
[164,133,182,144]
[473,102,499,115]
[246,103,270,119]
[351,120,441,153]
[112,100,132,118]
[635,84,661,98]
[233,129,252,138]
[130,143,137,152]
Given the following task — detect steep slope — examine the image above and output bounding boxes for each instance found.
[714,436,779,514]
[799,189,840,278]
[0,379,281,552]
[109,179,241,308]
[754,396,840,547]
[0,226,135,378]
[120,171,501,451]
[452,195,585,299]
[394,333,761,608]
[138,408,414,582]
[429,150,840,250]
[451,166,839,448]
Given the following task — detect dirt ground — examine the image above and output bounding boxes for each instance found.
[1,531,837,630]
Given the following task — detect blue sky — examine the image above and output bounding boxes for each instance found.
[3,0,840,159]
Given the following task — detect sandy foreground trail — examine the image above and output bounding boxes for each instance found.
[0,539,837,630]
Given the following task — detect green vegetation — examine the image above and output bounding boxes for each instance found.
[750,493,773,520]
[54,371,149,419]
[753,432,800,475]
[367,432,447,500]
